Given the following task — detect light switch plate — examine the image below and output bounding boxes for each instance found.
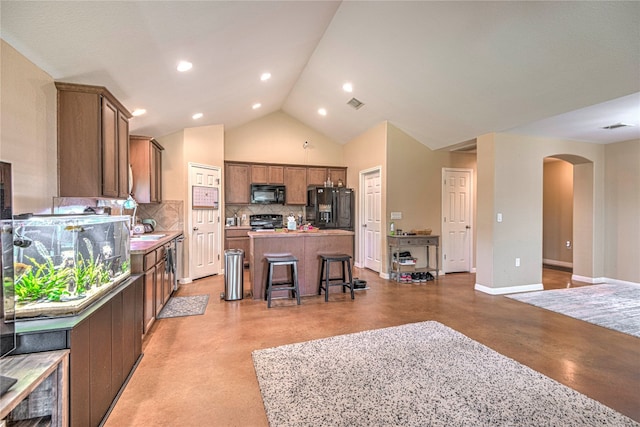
[391,212,402,220]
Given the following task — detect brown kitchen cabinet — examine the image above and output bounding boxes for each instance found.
[56,82,131,199]
[225,227,251,267]
[132,236,180,335]
[307,167,347,187]
[13,275,143,427]
[284,167,307,205]
[225,163,251,204]
[130,135,164,203]
[251,164,284,184]
[328,168,347,187]
[307,167,328,187]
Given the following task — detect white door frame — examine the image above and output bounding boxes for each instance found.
[441,167,474,273]
[187,162,222,281]
[358,165,383,274]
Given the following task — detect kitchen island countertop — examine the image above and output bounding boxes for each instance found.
[248,229,354,300]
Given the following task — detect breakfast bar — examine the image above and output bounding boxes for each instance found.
[248,229,355,300]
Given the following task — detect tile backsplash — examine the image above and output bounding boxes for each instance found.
[136,200,184,232]
[53,197,184,232]
[225,205,304,226]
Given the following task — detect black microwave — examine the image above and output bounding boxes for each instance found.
[250,184,286,204]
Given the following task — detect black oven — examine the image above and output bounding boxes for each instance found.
[250,184,285,204]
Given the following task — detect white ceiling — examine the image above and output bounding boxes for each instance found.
[1,1,639,151]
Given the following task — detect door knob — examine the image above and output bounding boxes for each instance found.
[465,225,471,229]
[193,226,199,231]
[362,224,367,227]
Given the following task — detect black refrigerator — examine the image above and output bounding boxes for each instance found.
[306,186,354,230]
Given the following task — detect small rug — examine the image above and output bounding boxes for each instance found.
[506,283,640,338]
[252,321,638,427]
[157,295,209,319]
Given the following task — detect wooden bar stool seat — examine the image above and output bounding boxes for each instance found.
[318,254,354,302]
[264,255,301,308]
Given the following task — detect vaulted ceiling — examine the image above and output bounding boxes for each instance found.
[2,1,639,150]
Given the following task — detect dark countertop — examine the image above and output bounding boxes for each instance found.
[15,274,142,334]
[130,230,184,254]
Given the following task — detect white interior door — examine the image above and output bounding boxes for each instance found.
[189,164,220,280]
[442,168,472,273]
[363,169,382,272]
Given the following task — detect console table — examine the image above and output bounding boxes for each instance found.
[388,235,440,282]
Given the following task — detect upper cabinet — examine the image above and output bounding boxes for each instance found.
[224,161,347,205]
[225,163,251,204]
[307,167,347,188]
[328,168,347,187]
[130,135,164,203]
[56,82,131,199]
[283,167,307,205]
[306,167,327,187]
[251,164,284,184]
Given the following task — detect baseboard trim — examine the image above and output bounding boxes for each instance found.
[475,283,544,295]
[571,275,606,284]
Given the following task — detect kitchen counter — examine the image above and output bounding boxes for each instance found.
[248,229,354,300]
[130,230,183,254]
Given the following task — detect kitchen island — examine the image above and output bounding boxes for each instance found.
[248,229,355,300]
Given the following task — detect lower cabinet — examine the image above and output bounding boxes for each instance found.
[224,227,250,266]
[14,275,143,427]
[132,238,178,335]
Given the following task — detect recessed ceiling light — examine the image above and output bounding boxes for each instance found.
[131,108,146,117]
[260,72,271,81]
[192,113,203,120]
[252,103,262,110]
[177,61,193,72]
[318,108,327,116]
[342,82,353,93]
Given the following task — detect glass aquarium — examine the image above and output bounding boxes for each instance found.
[12,215,131,319]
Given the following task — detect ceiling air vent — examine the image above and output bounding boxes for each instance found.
[347,97,365,110]
[601,122,634,130]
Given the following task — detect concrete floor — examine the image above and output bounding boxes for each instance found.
[104,268,640,426]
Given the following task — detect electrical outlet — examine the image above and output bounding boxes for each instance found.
[497,213,503,223]
[391,212,402,220]
[566,240,572,249]
[515,257,520,267]
[241,214,246,221]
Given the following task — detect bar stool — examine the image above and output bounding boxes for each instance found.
[264,255,301,308]
[318,254,354,302]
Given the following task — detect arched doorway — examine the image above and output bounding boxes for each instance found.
[543,154,594,284]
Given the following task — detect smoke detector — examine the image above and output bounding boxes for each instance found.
[347,97,365,110]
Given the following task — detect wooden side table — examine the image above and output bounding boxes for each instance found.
[0,349,69,426]
[388,235,440,282]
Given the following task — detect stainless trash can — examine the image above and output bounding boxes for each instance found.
[224,249,244,301]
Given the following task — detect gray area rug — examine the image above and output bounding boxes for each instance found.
[252,321,638,427]
[506,283,640,338]
[157,295,209,319]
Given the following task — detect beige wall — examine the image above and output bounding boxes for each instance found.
[0,39,57,214]
[225,110,344,166]
[156,125,225,280]
[343,122,477,275]
[543,159,573,265]
[343,122,387,271]
[604,139,640,283]
[476,132,607,292]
